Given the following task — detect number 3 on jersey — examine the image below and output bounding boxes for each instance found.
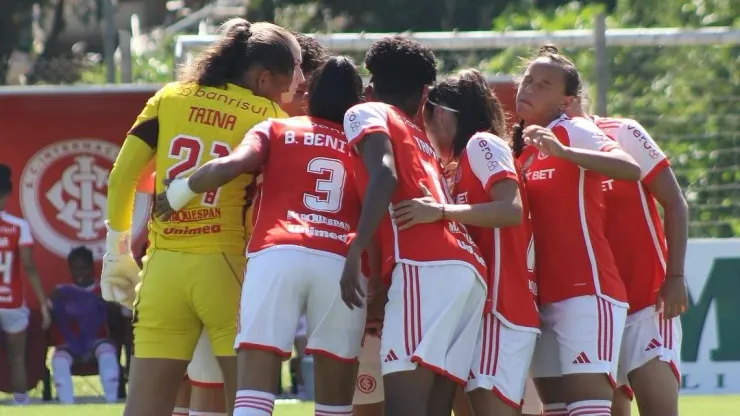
[303,157,346,213]
[167,135,231,206]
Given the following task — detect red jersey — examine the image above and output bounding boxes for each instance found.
[593,116,669,313]
[0,211,33,309]
[343,102,487,282]
[452,132,539,330]
[244,116,360,259]
[518,115,627,306]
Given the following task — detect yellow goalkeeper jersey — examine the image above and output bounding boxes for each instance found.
[107,82,286,255]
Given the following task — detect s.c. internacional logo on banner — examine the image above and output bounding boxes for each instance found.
[19,139,151,259]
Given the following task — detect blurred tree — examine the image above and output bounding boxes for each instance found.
[482,0,740,237]
[0,0,35,85]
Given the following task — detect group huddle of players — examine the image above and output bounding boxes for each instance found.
[101,17,689,416]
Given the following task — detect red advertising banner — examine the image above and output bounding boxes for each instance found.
[0,80,516,309]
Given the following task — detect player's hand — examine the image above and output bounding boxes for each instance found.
[523,125,567,158]
[154,191,175,221]
[340,247,365,310]
[655,273,689,320]
[101,225,141,309]
[392,184,443,230]
[40,304,51,330]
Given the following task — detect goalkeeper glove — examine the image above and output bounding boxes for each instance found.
[101,223,141,309]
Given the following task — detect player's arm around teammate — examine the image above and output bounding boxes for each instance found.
[393,69,540,416]
[567,103,688,416]
[108,19,302,416]
[513,45,640,416]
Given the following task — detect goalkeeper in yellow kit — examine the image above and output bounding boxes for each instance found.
[102,19,304,416]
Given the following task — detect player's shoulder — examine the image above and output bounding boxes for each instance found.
[466,131,512,155]
[345,102,389,121]
[0,211,28,230]
[554,115,609,143]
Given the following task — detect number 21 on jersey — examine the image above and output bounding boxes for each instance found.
[166,135,232,206]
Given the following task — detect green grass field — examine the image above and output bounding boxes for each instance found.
[2,396,740,416]
[2,367,739,415]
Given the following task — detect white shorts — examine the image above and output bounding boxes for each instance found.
[296,315,307,338]
[187,329,223,387]
[531,295,627,383]
[466,313,538,409]
[235,248,366,360]
[353,333,384,405]
[381,263,486,385]
[521,377,543,415]
[617,307,682,390]
[0,306,30,334]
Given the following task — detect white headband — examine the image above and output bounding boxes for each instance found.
[427,99,459,113]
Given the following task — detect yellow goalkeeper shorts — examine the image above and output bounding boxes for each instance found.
[132,249,245,360]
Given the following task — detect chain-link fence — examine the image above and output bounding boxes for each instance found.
[5,28,738,238]
[601,44,740,238]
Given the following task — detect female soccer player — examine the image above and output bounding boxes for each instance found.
[340,36,487,416]
[0,164,50,406]
[160,55,366,416]
[391,69,540,416]
[513,45,641,416]
[104,19,303,416]
[567,100,689,416]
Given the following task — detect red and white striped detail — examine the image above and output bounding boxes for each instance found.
[234,392,274,415]
[402,264,422,357]
[478,314,501,376]
[567,399,612,416]
[543,403,568,416]
[596,297,614,362]
[660,313,674,351]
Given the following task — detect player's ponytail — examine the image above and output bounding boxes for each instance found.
[512,120,525,158]
[307,55,364,124]
[178,19,296,88]
[0,163,12,194]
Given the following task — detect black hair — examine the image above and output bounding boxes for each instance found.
[364,35,437,115]
[425,69,508,159]
[307,56,364,124]
[179,19,296,87]
[292,31,328,75]
[0,164,11,195]
[67,245,94,265]
[512,44,584,157]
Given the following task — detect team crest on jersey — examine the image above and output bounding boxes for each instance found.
[19,139,151,260]
[537,151,548,160]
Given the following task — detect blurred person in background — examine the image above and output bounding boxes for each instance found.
[567,99,688,416]
[513,45,640,416]
[159,55,366,416]
[48,246,120,404]
[0,163,51,406]
[103,18,303,416]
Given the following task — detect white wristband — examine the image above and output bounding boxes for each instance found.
[166,178,198,211]
[105,221,131,255]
